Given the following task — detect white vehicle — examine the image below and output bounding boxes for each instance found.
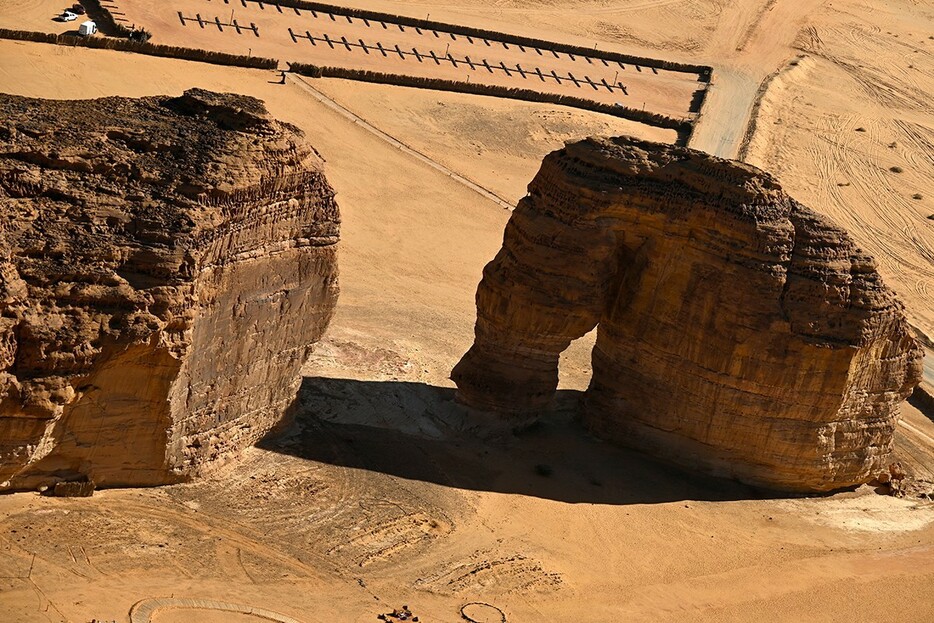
[78,20,97,36]
[61,11,78,22]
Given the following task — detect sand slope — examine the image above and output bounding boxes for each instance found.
[743,0,934,339]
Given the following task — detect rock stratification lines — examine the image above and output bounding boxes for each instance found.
[452,136,923,492]
[0,89,340,491]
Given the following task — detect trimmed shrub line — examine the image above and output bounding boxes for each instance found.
[259,0,711,78]
[0,28,278,69]
[289,62,693,132]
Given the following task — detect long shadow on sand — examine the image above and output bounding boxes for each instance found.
[257,376,783,505]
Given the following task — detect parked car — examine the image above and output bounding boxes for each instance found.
[60,11,78,21]
[70,5,86,15]
[78,20,97,36]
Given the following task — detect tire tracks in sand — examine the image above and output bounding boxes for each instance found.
[110,498,332,581]
[288,74,514,211]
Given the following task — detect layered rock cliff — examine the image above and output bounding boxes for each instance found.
[0,89,339,491]
[452,136,923,492]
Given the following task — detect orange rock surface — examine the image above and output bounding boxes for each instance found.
[453,136,923,492]
[0,89,339,491]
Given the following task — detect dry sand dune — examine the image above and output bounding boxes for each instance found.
[1,0,933,621]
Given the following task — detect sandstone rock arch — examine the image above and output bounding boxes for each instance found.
[452,136,923,492]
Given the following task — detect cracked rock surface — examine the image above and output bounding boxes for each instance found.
[453,136,923,492]
[0,89,339,491]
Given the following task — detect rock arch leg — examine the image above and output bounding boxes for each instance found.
[451,197,622,416]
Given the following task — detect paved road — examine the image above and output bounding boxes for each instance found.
[687,67,758,159]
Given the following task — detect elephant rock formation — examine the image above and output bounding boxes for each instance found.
[0,89,339,491]
[452,136,923,492]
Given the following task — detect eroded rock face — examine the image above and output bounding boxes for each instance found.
[0,89,339,491]
[452,136,923,492]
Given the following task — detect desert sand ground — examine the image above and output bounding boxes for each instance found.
[120,0,703,118]
[741,1,934,344]
[1,0,933,621]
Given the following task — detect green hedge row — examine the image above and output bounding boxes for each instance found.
[0,28,278,69]
[289,62,692,133]
[253,0,711,78]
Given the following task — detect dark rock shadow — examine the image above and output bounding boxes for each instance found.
[257,376,790,505]
[908,385,934,424]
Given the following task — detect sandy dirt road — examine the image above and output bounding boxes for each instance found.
[688,0,827,157]
[687,66,757,157]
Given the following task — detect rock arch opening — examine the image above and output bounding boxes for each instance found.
[452,136,922,493]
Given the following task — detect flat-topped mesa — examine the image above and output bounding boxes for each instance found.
[0,89,340,492]
[452,136,924,493]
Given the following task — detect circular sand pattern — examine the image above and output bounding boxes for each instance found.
[129,598,304,623]
[460,602,506,623]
